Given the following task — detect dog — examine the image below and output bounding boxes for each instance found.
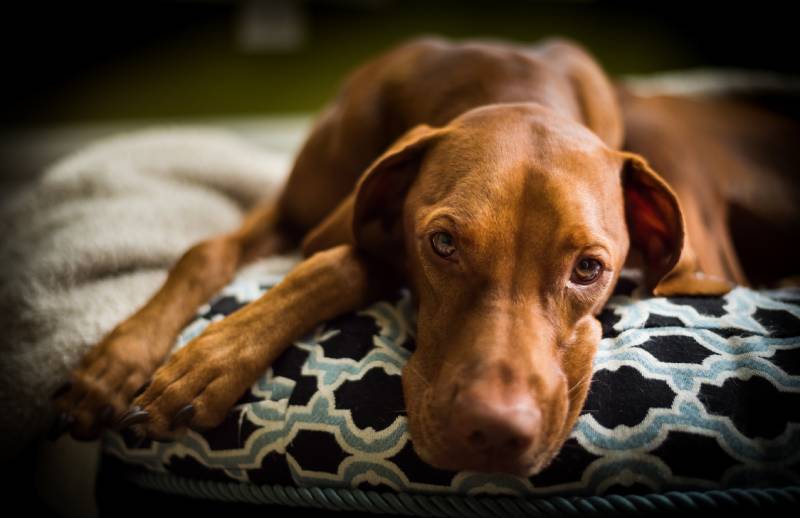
[49,36,799,476]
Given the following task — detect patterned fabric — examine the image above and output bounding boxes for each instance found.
[101,270,800,497]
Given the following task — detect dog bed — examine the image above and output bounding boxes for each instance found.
[97,265,800,515]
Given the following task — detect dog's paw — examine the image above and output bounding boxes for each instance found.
[49,319,167,442]
[119,321,260,442]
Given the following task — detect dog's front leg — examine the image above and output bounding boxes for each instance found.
[49,201,295,441]
[119,244,396,441]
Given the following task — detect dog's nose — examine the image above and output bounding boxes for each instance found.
[449,378,541,458]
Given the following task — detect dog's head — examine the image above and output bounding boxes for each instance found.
[350,102,686,476]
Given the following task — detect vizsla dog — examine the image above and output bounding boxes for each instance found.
[49,36,799,476]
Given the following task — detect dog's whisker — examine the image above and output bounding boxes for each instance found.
[567,373,594,395]
[405,362,432,388]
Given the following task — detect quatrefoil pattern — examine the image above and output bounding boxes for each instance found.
[103,273,800,497]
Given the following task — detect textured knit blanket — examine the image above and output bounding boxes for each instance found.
[0,128,297,459]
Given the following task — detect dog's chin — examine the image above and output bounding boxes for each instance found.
[408,422,562,478]
[410,439,557,477]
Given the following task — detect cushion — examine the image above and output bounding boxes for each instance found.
[99,267,800,513]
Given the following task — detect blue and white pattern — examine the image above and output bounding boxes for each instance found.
[101,271,800,497]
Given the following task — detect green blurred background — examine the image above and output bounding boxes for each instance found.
[4,0,798,128]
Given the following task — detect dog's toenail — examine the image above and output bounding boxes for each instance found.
[133,381,151,398]
[51,381,72,400]
[46,413,73,441]
[115,407,150,430]
[169,404,195,431]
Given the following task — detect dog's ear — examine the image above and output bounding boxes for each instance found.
[300,124,448,264]
[350,124,449,267]
[619,151,732,296]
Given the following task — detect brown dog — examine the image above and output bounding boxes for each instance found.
[49,36,799,476]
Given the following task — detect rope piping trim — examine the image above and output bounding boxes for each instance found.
[123,470,800,516]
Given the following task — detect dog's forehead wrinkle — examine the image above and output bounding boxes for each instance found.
[527,172,617,240]
[509,168,537,298]
[422,116,612,208]
[453,102,609,160]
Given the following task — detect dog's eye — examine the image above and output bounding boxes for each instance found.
[430,231,456,258]
[571,257,603,284]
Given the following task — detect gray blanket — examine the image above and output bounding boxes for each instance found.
[0,127,298,459]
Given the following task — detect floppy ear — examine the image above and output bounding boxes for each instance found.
[351,124,449,266]
[620,151,732,296]
[300,124,448,267]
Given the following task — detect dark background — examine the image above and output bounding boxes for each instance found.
[3,0,798,128]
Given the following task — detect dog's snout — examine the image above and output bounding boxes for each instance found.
[457,394,540,453]
[447,370,542,464]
